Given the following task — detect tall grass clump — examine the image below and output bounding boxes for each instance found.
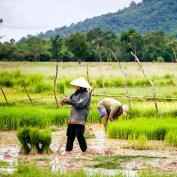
[128,134,148,150]
[57,81,65,94]
[107,118,177,140]
[165,130,177,147]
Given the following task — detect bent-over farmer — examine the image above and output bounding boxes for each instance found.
[60,77,91,155]
[98,98,128,130]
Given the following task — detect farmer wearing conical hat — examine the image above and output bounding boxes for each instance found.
[98,98,128,130]
[60,77,91,154]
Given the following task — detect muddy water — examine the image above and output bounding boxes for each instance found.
[0,125,177,176]
[0,145,19,174]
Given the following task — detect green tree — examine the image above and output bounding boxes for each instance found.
[65,32,89,61]
[50,35,63,61]
[25,36,50,61]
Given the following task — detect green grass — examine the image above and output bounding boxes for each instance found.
[90,155,165,169]
[165,130,177,147]
[107,118,177,140]
[0,104,176,131]
[1,164,177,177]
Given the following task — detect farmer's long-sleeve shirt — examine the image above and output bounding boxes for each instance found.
[68,91,90,125]
[98,98,122,117]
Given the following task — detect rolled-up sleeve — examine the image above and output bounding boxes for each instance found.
[68,93,90,109]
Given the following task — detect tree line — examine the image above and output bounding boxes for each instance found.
[0,28,177,62]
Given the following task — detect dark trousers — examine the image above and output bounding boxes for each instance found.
[66,124,87,152]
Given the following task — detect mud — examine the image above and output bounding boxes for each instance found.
[0,124,177,176]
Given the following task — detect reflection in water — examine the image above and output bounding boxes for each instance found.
[0,145,19,174]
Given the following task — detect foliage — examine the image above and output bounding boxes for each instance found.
[1,28,177,62]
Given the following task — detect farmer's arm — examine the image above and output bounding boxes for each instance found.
[67,93,90,109]
[109,105,118,121]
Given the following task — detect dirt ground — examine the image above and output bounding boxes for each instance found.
[0,124,177,175]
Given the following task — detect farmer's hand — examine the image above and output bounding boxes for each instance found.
[60,98,68,106]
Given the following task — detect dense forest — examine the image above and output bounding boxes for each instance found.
[0,28,177,62]
[38,0,177,39]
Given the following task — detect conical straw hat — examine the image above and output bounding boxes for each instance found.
[70,77,92,89]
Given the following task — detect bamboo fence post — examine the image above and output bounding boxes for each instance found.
[0,87,8,104]
[86,65,90,83]
[111,50,131,110]
[22,82,33,106]
[54,62,59,108]
[131,51,158,112]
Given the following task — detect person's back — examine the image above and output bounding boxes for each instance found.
[98,98,128,130]
[98,98,122,113]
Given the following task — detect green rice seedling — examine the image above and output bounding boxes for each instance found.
[57,81,65,94]
[17,127,32,154]
[128,134,148,150]
[107,118,177,140]
[112,77,124,87]
[0,106,64,130]
[165,130,177,147]
[18,127,51,154]
[35,130,51,154]
[95,77,104,88]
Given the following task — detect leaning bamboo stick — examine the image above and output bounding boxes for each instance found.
[54,63,59,108]
[86,65,90,83]
[0,87,8,104]
[131,51,158,112]
[111,50,131,110]
[22,82,33,106]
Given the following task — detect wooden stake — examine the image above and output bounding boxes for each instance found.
[54,62,59,108]
[131,51,158,112]
[86,65,90,83]
[22,82,33,106]
[111,50,131,110]
[0,87,8,104]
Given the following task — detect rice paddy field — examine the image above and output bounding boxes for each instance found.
[0,62,177,176]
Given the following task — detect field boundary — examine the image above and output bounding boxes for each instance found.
[1,94,177,105]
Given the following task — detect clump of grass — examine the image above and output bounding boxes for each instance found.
[165,130,177,147]
[57,81,65,94]
[128,134,149,150]
[17,127,51,154]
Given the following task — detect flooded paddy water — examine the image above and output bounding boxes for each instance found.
[0,124,177,176]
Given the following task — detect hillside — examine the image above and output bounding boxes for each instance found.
[39,0,177,39]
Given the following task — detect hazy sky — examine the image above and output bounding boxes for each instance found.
[0,0,142,41]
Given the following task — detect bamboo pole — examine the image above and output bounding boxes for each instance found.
[0,87,8,104]
[86,65,90,83]
[131,51,158,112]
[111,50,131,110]
[22,82,33,106]
[54,62,59,108]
